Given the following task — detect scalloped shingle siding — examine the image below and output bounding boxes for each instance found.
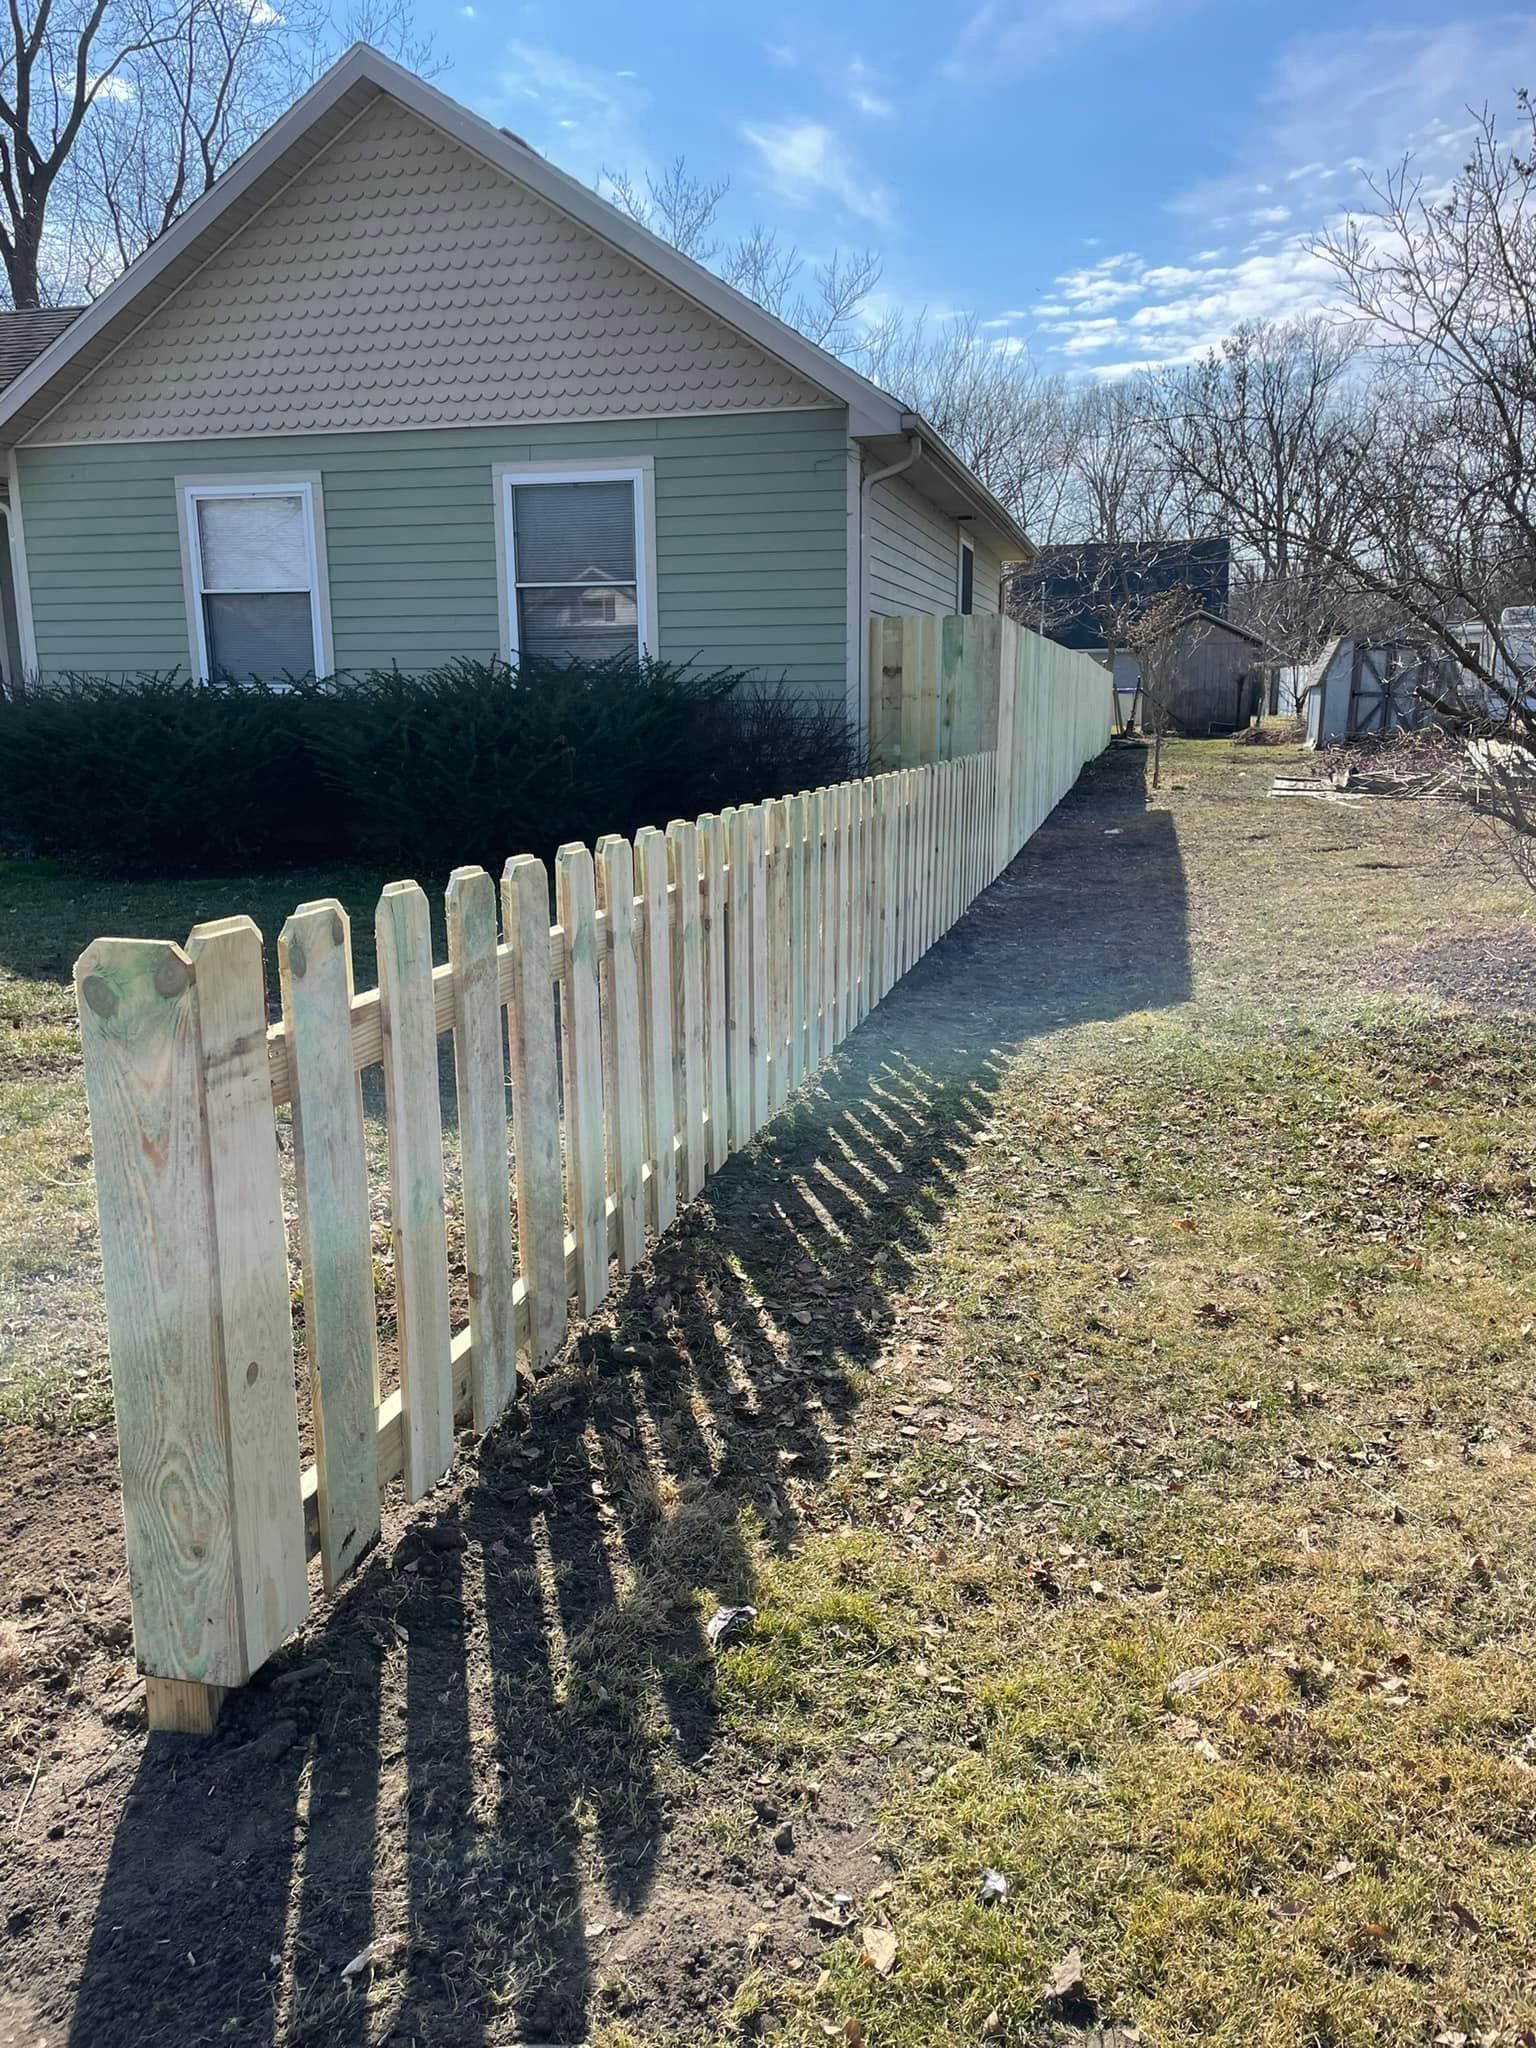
[27,97,829,446]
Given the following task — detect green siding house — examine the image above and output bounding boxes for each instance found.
[0,47,1029,733]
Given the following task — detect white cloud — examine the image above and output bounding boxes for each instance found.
[459,5,475,16]
[481,44,651,183]
[945,0,1206,78]
[1028,13,1536,375]
[740,118,892,224]
[846,56,894,118]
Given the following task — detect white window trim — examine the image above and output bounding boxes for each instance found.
[175,472,333,682]
[956,529,976,616]
[493,458,658,665]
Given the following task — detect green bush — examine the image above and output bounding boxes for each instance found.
[0,658,859,878]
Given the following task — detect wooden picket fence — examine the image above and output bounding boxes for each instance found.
[73,617,1112,1731]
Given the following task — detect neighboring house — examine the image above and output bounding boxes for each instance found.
[0,307,85,688]
[1009,538,1231,654]
[0,47,1028,726]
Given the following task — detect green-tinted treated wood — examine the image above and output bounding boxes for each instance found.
[766,800,791,1114]
[278,900,379,1593]
[834,782,853,1046]
[377,881,453,1501]
[556,844,608,1312]
[636,827,677,1236]
[818,789,838,1060]
[746,805,770,1131]
[787,793,808,1087]
[446,867,518,1429]
[597,836,646,1272]
[724,807,752,1148]
[698,814,729,1174]
[76,937,242,1686]
[804,790,825,1065]
[503,856,568,1371]
[667,820,707,1200]
[183,917,308,1675]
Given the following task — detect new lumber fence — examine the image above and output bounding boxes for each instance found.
[72,616,1112,1731]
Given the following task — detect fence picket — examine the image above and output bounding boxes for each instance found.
[446,868,518,1429]
[806,790,826,1065]
[823,788,841,1052]
[787,792,808,1088]
[767,799,791,1113]
[737,808,760,1123]
[183,918,309,1680]
[636,827,677,1237]
[668,819,707,1200]
[746,804,770,1130]
[377,881,454,1501]
[503,856,568,1371]
[556,844,608,1312]
[699,814,729,1173]
[597,836,646,1272]
[279,900,380,1592]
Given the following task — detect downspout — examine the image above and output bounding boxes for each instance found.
[856,431,922,747]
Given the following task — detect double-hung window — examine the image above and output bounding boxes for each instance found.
[499,465,652,665]
[180,478,330,682]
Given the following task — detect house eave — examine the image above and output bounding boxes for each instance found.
[0,44,914,449]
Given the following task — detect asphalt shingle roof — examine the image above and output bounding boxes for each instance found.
[0,308,84,393]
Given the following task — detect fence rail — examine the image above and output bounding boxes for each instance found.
[73,616,1112,1731]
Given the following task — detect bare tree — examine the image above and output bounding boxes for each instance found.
[1124,584,1211,787]
[599,155,727,262]
[599,153,882,359]
[1145,316,1366,659]
[2,0,432,309]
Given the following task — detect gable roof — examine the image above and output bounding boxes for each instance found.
[0,46,1029,555]
[0,308,84,392]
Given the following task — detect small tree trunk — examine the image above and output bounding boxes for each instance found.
[1152,715,1164,789]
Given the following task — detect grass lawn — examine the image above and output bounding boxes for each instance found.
[5,739,1536,2047]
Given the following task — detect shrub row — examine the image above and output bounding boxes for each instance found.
[0,658,860,877]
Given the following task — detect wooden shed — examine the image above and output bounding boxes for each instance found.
[1121,611,1267,735]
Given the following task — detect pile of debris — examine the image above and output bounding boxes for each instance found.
[1270,730,1536,809]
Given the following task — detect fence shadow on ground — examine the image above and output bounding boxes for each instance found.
[64,743,1190,2048]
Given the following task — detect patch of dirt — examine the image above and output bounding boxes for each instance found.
[1383,927,1536,1012]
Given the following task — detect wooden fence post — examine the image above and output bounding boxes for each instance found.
[76,924,310,1733]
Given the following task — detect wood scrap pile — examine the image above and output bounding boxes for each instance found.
[1271,733,1535,807]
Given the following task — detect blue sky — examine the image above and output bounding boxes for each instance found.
[432,2,1536,377]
